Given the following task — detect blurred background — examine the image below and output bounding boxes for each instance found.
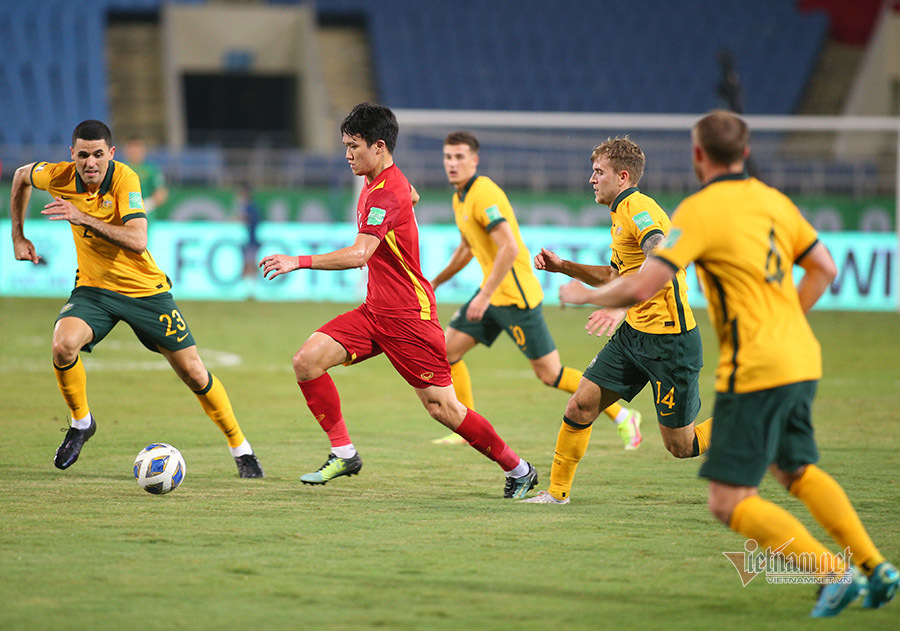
[0,0,898,306]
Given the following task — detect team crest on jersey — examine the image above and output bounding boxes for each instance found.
[101,199,113,208]
[128,192,144,210]
[632,211,654,230]
[60,303,74,314]
[664,228,682,248]
[368,207,386,225]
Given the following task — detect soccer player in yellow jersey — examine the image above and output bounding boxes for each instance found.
[567,111,897,617]
[430,131,642,449]
[522,137,713,505]
[10,120,264,478]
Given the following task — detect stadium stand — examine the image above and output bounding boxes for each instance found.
[1,0,830,148]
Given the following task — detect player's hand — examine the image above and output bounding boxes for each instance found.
[585,308,627,337]
[13,236,42,264]
[259,254,301,280]
[559,279,592,306]
[534,248,563,273]
[41,198,86,226]
[466,293,490,321]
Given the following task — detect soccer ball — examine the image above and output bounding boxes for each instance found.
[133,443,186,495]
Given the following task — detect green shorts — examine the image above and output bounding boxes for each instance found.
[56,286,196,353]
[699,381,819,487]
[448,297,556,360]
[583,323,703,428]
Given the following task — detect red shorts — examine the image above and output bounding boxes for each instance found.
[318,303,452,389]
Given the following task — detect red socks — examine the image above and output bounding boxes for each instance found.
[298,373,351,448]
[455,408,519,471]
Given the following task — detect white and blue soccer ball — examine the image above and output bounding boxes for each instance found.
[133,443,186,495]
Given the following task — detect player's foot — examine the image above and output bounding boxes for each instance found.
[430,432,467,446]
[54,417,96,469]
[300,452,363,485]
[518,490,570,504]
[234,453,265,478]
[810,568,868,618]
[862,561,899,609]
[504,462,538,499]
[617,408,642,450]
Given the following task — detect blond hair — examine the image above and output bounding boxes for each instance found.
[591,137,645,185]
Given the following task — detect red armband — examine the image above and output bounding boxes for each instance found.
[297,255,312,269]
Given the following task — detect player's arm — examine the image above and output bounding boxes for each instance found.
[10,163,41,263]
[534,247,618,286]
[464,221,518,321]
[260,233,380,279]
[559,257,674,309]
[431,237,473,290]
[41,198,148,254]
[795,241,837,314]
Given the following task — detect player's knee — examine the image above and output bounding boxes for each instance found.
[51,337,81,366]
[664,440,695,459]
[707,495,733,524]
[292,347,322,380]
[536,369,558,387]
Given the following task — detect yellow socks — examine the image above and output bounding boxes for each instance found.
[450,360,475,409]
[692,418,713,456]
[193,372,246,448]
[554,366,582,393]
[790,465,885,574]
[730,495,845,575]
[547,417,593,500]
[602,402,623,421]
[54,356,90,420]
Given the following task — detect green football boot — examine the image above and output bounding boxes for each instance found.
[300,452,363,485]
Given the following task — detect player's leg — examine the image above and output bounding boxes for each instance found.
[703,385,868,617]
[430,326,479,445]
[522,380,620,504]
[770,394,898,611]
[51,316,97,469]
[295,307,376,485]
[415,384,537,498]
[159,344,263,478]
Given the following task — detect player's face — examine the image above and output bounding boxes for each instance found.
[443,143,479,189]
[590,156,623,206]
[342,133,380,178]
[71,139,115,189]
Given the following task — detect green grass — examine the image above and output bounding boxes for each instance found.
[1,297,898,630]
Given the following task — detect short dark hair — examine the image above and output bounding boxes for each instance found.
[72,120,113,147]
[340,102,399,153]
[694,110,749,166]
[444,131,479,153]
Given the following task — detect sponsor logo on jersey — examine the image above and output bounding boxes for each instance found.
[419,371,434,381]
[367,207,386,225]
[664,227,682,249]
[485,205,502,223]
[128,192,144,210]
[632,211,654,231]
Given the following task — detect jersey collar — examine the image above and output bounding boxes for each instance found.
[610,186,639,213]
[457,173,478,202]
[702,172,749,189]
[75,160,116,196]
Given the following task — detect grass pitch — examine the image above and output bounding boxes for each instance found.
[1,297,898,630]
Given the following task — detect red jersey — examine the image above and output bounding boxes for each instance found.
[357,164,437,320]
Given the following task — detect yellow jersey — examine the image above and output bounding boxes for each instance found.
[654,174,821,393]
[610,188,695,335]
[31,160,171,297]
[452,175,543,309]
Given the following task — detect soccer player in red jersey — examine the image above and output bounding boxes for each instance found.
[259,103,537,497]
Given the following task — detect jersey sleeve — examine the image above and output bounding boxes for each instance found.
[359,187,402,241]
[116,165,147,223]
[791,207,819,263]
[621,201,666,251]
[653,202,707,272]
[471,185,512,232]
[30,161,59,191]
